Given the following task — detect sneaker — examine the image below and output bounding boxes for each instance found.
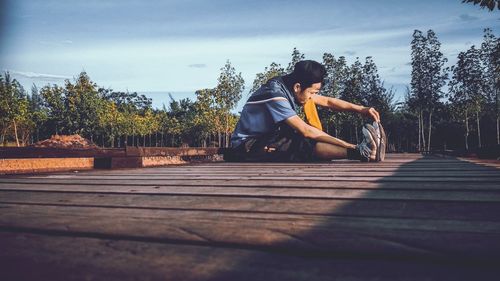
[358,126,377,162]
[373,122,387,161]
[365,123,380,161]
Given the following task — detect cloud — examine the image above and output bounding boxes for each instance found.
[188,63,207,68]
[7,70,71,81]
[344,51,356,56]
[459,14,479,22]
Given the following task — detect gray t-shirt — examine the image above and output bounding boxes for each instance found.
[231,77,298,147]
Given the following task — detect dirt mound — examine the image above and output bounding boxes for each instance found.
[31,135,98,149]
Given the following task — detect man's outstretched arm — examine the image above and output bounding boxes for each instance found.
[311,95,380,122]
[284,115,356,149]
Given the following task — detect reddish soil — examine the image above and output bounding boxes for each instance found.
[30,135,98,149]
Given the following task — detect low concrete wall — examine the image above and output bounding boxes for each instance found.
[0,158,94,174]
[1,147,224,174]
[142,156,189,167]
[108,155,221,168]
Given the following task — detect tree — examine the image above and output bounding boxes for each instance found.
[98,101,124,147]
[410,30,427,151]
[194,88,219,147]
[40,84,65,135]
[63,72,105,140]
[462,0,500,11]
[480,28,500,144]
[320,53,348,135]
[340,58,365,143]
[250,62,285,93]
[494,36,500,144]
[424,30,448,151]
[214,60,245,147]
[362,56,394,121]
[27,84,48,143]
[410,29,447,151]
[448,47,485,150]
[286,47,305,73]
[0,72,29,146]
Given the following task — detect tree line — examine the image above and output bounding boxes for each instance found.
[1,28,498,153]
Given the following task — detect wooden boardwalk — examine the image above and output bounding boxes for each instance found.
[0,154,499,280]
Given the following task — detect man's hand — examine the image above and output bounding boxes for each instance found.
[361,107,380,122]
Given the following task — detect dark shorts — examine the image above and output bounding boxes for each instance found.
[224,124,318,162]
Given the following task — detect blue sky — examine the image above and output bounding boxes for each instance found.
[1,0,499,109]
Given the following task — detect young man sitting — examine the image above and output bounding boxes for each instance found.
[225,60,386,162]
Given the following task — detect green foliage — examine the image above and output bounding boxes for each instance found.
[250,62,285,93]
[0,72,31,146]
[409,29,448,151]
[215,60,245,112]
[4,28,499,151]
[286,47,305,73]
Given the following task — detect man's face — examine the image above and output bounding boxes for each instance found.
[293,82,322,105]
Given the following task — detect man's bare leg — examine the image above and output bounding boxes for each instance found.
[313,142,348,160]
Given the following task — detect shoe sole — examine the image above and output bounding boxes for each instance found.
[362,125,378,161]
[378,122,387,162]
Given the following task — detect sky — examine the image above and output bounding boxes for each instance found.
[1,0,499,110]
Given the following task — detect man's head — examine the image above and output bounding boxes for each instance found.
[289,60,326,105]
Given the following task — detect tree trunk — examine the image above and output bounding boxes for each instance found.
[225,113,229,148]
[497,116,499,145]
[417,111,421,151]
[465,110,469,151]
[13,120,20,147]
[476,112,481,148]
[427,111,432,152]
[143,135,146,147]
[420,111,426,152]
[354,124,359,144]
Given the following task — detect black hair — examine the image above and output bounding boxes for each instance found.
[290,60,326,89]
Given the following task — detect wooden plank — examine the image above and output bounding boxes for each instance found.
[2,232,497,281]
[1,191,500,221]
[1,203,500,260]
[43,166,499,174]
[16,170,500,177]
[2,174,499,182]
[1,184,500,202]
[3,179,500,191]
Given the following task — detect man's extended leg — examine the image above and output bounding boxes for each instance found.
[313,142,348,159]
[313,124,379,161]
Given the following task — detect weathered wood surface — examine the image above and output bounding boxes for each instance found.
[1,154,500,281]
